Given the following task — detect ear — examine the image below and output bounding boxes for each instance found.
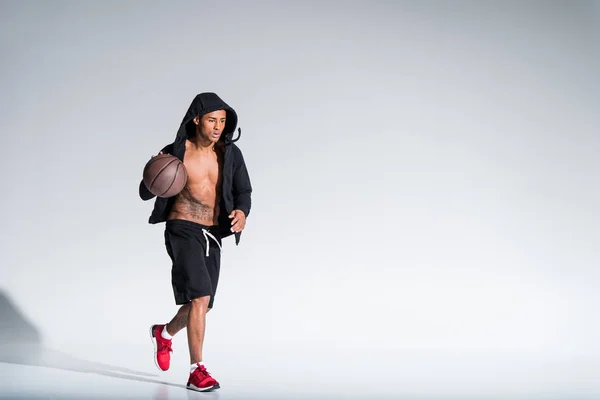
[193,116,200,125]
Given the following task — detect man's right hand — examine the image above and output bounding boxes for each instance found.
[151,151,164,158]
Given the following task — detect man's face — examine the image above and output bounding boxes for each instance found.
[195,110,227,143]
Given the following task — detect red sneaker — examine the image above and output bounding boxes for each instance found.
[187,363,220,392]
[149,324,172,371]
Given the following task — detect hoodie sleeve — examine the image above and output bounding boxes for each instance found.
[232,145,252,217]
[138,144,174,201]
[139,180,154,201]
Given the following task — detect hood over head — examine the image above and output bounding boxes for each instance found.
[176,92,241,144]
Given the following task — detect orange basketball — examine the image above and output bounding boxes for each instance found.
[142,154,187,198]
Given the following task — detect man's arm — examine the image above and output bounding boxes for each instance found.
[232,145,252,217]
[139,144,174,201]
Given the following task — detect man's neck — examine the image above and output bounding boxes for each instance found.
[189,137,215,153]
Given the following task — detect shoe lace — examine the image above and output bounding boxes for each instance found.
[197,365,211,377]
[158,340,172,353]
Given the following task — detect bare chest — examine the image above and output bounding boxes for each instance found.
[183,149,222,187]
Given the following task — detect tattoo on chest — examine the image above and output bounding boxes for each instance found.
[177,187,213,220]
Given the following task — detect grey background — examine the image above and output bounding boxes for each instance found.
[1,0,599,398]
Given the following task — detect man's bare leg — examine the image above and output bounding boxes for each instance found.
[165,303,191,336]
[188,296,210,364]
[164,302,212,339]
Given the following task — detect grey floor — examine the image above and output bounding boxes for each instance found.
[1,288,598,400]
[1,339,599,400]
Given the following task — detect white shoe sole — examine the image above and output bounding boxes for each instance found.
[187,383,220,392]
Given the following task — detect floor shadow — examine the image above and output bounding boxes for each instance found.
[0,289,184,389]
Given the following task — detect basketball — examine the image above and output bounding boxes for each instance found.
[142,154,187,198]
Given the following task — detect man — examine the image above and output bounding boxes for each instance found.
[138,92,252,392]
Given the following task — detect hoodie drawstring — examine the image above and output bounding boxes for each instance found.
[231,127,242,143]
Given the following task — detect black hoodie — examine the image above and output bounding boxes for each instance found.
[138,92,252,245]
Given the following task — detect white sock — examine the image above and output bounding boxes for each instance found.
[161,325,173,340]
[190,362,204,373]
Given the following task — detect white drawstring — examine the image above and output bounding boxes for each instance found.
[202,229,222,257]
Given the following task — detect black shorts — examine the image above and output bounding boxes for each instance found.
[164,219,223,308]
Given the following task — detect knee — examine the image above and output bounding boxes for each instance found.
[190,296,210,310]
[180,303,191,312]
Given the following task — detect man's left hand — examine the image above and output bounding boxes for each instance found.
[229,210,246,233]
